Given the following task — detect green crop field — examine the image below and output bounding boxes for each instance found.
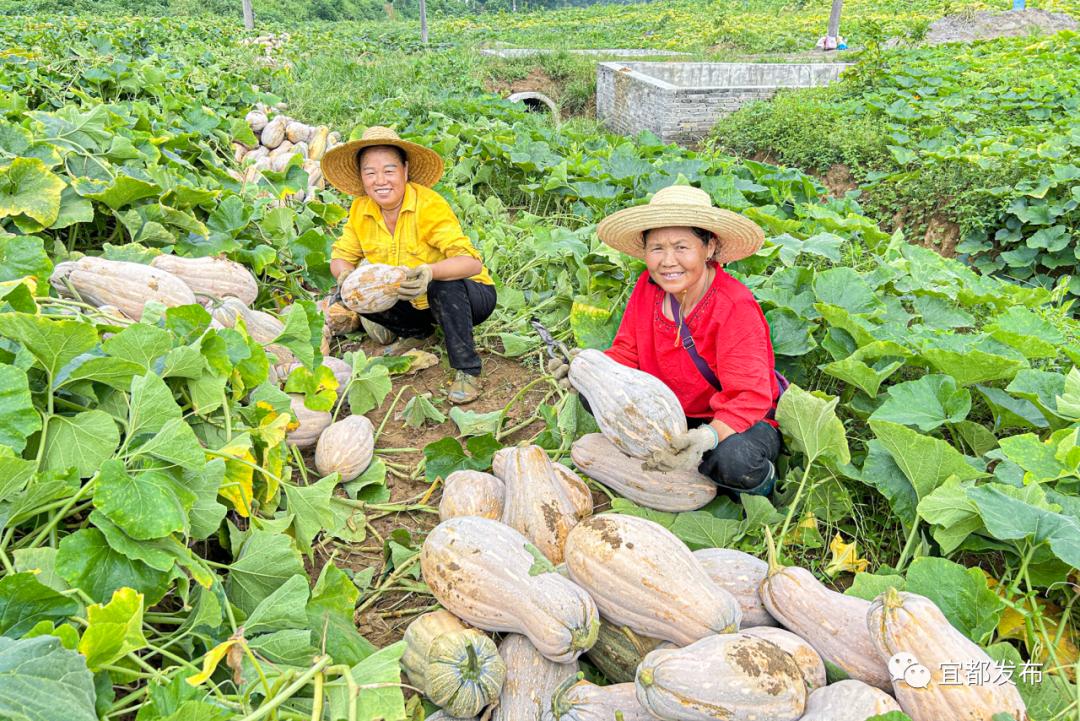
[0,1,1077,720]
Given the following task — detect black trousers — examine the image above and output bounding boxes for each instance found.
[360,279,496,376]
[579,396,780,495]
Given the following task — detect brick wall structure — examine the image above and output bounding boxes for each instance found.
[597,61,851,144]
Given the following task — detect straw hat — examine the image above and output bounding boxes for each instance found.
[596,185,764,264]
[321,126,444,197]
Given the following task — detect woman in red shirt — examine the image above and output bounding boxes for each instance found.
[553,185,782,497]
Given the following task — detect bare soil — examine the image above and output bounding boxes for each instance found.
[818,163,858,198]
[486,66,560,98]
[309,335,552,649]
[921,8,1077,45]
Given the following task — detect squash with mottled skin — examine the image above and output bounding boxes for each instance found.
[51,257,196,321]
[636,633,806,721]
[420,516,599,663]
[543,677,654,721]
[496,445,581,564]
[149,255,259,306]
[285,394,332,450]
[868,589,1027,721]
[584,619,663,684]
[570,433,715,511]
[742,626,826,691]
[341,263,406,313]
[798,680,901,720]
[692,547,776,628]
[567,349,686,459]
[563,514,741,645]
[314,415,373,481]
[492,634,579,721]
[438,470,505,522]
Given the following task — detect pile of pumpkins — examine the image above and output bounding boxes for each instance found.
[405,349,1029,721]
[47,254,377,484]
[227,103,342,203]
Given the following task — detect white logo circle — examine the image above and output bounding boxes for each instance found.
[888,652,931,688]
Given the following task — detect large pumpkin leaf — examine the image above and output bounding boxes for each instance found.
[870,375,971,432]
[78,587,147,671]
[0,636,97,721]
[0,572,79,638]
[225,530,305,615]
[869,419,986,501]
[0,158,65,226]
[774,384,850,466]
[0,365,41,455]
[0,234,53,294]
[42,411,120,478]
[0,312,98,378]
[55,528,171,605]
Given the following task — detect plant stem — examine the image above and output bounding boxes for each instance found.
[27,474,97,548]
[239,656,332,721]
[374,385,411,444]
[775,460,814,548]
[894,520,921,573]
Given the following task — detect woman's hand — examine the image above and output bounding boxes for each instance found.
[397,264,433,300]
[545,348,581,391]
[644,425,719,472]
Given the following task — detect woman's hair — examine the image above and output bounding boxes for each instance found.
[357,144,407,168]
[642,226,716,247]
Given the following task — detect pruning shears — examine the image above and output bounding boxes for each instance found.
[530,317,572,363]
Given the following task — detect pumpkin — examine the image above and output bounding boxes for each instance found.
[567,349,686,459]
[549,463,593,521]
[210,298,294,365]
[426,713,475,721]
[286,394,332,450]
[149,255,259,306]
[438,470,505,521]
[798,680,902,721]
[543,677,655,721]
[341,263,407,313]
[316,297,361,337]
[492,634,579,721]
[285,120,313,144]
[867,588,1027,721]
[246,110,269,132]
[309,125,330,160]
[584,619,663,684]
[570,433,715,512]
[691,547,776,628]
[420,516,599,663]
[401,610,505,719]
[742,626,826,691]
[52,257,196,321]
[563,514,741,645]
[496,445,581,563]
[635,634,807,721]
[314,415,374,481]
[759,536,891,691]
[322,356,353,389]
[261,117,286,148]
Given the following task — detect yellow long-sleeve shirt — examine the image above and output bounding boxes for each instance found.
[330,182,493,310]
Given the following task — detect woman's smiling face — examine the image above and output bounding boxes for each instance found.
[643,226,716,295]
[359,146,408,210]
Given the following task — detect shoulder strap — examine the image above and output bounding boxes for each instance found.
[669,293,789,419]
[668,293,723,392]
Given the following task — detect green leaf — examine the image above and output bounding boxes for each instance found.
[845,572,905,602]
[329,640,407,721]
[56,528,171,605]
[912,295,974,330]
[423,435,502,481]
[820,354,903,398]
[78,587,147,671]
[869,419,986,501]
[917,478,983,553]
[813,267,880,315]
[225,530,305,615]
[131,418,205,470]
[968,483,1080,568]
[997,433,1072,483]
[986,643,1073,721]
[243,574,310,636]
[283,364,337,412]
[185,459,228,541]
[0,157,65,226]
[346,351,392,416]
[1056,367,1080,421]
[273,302,318,369]
[281,475,337,555]
[0,365,40,454]
[55,355,144,391]
[975,386,1048,431]
[81,174,160,211]
[985,307,1063,360]
[0,636,97,721]
[307,562,375,666]
[870,375,971,431]
[0,312,97,379]
[128,372,183,439]
[774,384,850,465]
[1006,369,1068,424]
[525,542,557,576]
[0,234,53,295]
[448,407,503,437]
[94,460,192,540]
[400,392,446,428]
[101,323,171,371]
[42,411,120,478]
[766,308,816,356]
[12,548,66,593]
[609,498,677,528]
[919,346,1025,387]
[669,512,743,550]
[903,557,1004,644]
[0,572,79,638]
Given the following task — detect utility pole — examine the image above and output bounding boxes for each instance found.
[825,0,842,47]
[419,0,428,43]
[242,0,254,29]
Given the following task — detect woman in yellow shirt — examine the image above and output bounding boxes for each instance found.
[322,127,496,404]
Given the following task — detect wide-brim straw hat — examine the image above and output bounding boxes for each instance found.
[321,126,444,197]
[597,185,765,264]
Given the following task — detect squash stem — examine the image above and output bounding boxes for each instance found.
[463,641,480,680]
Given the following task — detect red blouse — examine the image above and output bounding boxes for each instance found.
[605,263,779,432]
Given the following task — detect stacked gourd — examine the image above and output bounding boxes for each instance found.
[47,254,377,480]
[411,350,1029,721]
[229,102,342,203]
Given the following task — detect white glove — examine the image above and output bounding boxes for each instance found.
[643,426,718,472]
